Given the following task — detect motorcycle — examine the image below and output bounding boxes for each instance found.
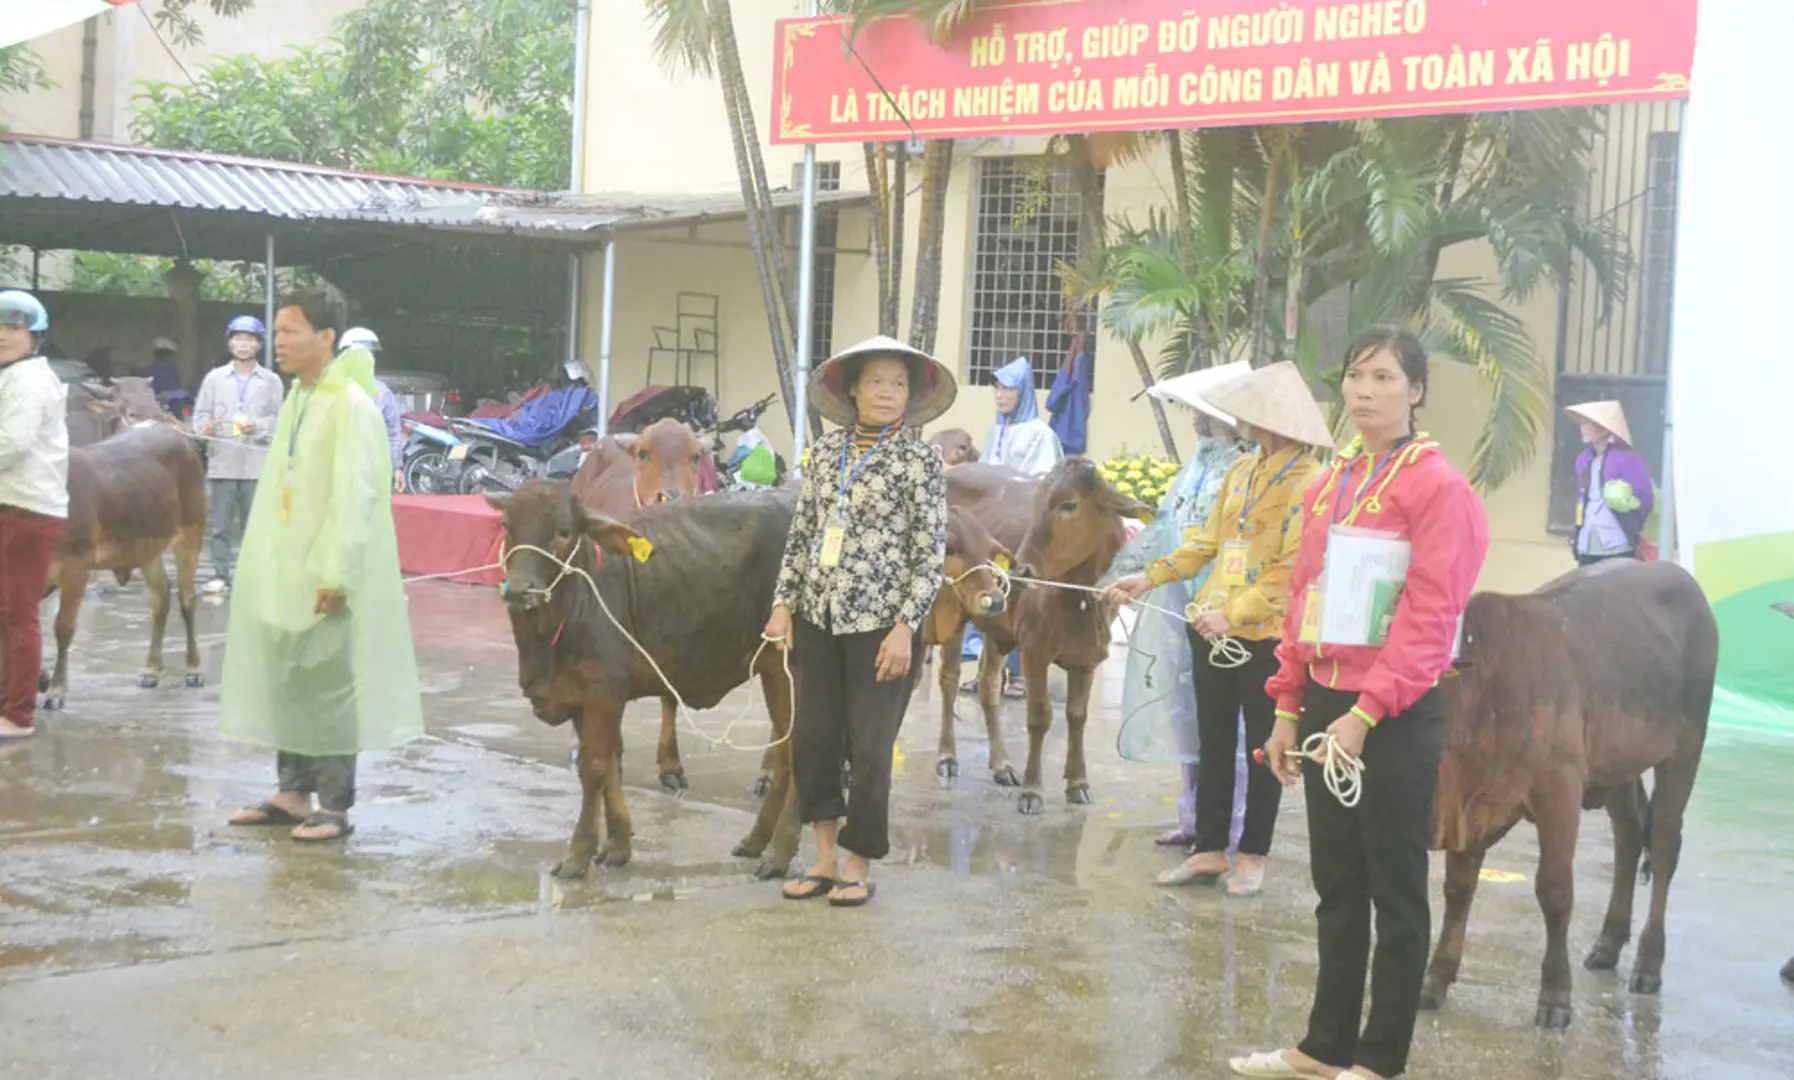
[449,385,597,495]
[703,394,787,489]
[400,416,464,495]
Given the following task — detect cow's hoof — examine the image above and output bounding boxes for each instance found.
[750,776,773,799]
[599,847,631,868]
[37,672,49,693]
[41,693,64,712]
[1065,784,1093,806]
[659,770,687,794]
[937,757,958,780]
[1780,956,1794,984]
[1018,791,1044,816]
[1534,1003,1573,1030]
[550,858,591,880]
[185,673,205,689]
[731,837,766,859]
[1417,985,1446,1011]
[753,860,790,882]
[992,764,1020,787]
[137,674,159,689]
[1628,970,1662,995]
[1584,942,1622,971]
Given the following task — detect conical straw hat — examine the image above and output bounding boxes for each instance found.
[1146,361,1250,427]
[1564,400,1633,446]
[809,335,958,429]
[1203,362,1335,449]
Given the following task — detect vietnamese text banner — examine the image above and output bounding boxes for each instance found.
[771,0,1695,144]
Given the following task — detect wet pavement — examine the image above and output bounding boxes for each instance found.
[3,579,1792,1079]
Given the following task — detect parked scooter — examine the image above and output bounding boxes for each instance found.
[400,416,463,494]
[703,394,787,489]
[449,385,597,494]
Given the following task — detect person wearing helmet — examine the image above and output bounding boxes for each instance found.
[191,314,285,594]
[340,327,405,491]
[0,290,70,740]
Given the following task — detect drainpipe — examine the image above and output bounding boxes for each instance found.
[565,0,596,408]
[79,18,98,139]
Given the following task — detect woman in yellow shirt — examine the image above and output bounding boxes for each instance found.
[1106,362,1332,895]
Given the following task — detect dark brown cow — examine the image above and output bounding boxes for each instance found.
[927,427,980,466]
[1420,560,1716,1029]
[571,417,712,515]
[932,460,1151,812]
[568,416,717,791]
[485,480,800,878]
[42,407,208,707]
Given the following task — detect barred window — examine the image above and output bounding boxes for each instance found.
[966,158,1097,384]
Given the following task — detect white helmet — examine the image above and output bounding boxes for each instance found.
[339,326,381,354]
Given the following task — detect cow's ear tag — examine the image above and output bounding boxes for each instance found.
[629,537,654,563]
[993,553,1011,572]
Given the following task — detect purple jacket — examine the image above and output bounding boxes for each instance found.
[1574,445,1654,549]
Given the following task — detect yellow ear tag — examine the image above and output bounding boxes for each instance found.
[629,537,654,563]
[992,553,1010,572]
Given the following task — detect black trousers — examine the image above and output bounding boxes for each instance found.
[1297,684,1445,1079]
[791,616,921,861]
[1189,632,1283,855]
[277,751,357,813]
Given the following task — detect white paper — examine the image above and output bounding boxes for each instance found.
[1318,527,1410,646]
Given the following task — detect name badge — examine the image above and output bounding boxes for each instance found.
[819,522,846,568]
[279,475,294,522]
[1299,583,1322,643]
[1220,540,1249,588]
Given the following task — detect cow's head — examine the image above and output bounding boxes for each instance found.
[943,505,1013,619]
[77,376,168,439]
[486,479,642,610]
[1016,458,1155,582]
[928,428,980,466]
[617,417,712,506]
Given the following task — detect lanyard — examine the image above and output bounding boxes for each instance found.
[232,369,253,408]
[287,387,315,462]
[1237,451,1301,536]
[1330,437,1410,526]
[836,424,894,510]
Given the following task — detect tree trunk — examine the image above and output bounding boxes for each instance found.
[1167,130,1196,277]
[707,1,796,427]
[1411,117,1470,315]
[908,140,954,354]
[1248,133,1283,368]
[886,142,908,338]
[863,141,894,336]
[1128,338,1179,461]
[1193,128,1239,367]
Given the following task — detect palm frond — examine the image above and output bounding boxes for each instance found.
[1425,278,1552,490]
[643,0,714,76]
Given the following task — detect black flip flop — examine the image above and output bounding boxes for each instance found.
[781,874,834,900]
[827,881,876,908]
[291,810,355,844]
[229,801,305,827]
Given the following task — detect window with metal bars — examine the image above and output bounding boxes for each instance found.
[966,157,1096,385]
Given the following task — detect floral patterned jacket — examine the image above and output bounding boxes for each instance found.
[773,426,947,635]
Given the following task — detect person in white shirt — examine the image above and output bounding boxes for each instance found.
[0,290,70,740]
[192,315,285,593]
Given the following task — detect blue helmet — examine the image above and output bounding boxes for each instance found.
[227,314,266,338]
[0,290,49,332]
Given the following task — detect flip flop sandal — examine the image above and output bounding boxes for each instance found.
[1227,1049,1311,1078]
[1227,864,1268,897]
[1157,856,1230,887]
[1155,828,1196,847]
[826,881,876,908]
[229,801,306,827]
[291,811,354,844]
[781,874,834,900]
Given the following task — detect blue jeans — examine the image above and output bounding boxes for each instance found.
[961,623,1022,677]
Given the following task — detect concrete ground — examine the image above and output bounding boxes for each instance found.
[3,579,1792,1080]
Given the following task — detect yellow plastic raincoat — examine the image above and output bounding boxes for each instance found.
[218,347,423,755]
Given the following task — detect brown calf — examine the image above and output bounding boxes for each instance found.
[1420,560,1716,1029]
[933,460,1151,812]
[921,504,1014,781]
[42,415,208,708]
[927,427,980,466]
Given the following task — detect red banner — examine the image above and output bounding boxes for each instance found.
[770,0,1695,144]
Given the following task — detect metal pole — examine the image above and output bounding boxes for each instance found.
[596,240,616,436]
[565,1,594,399]
[31,249,40,290]
[792,0,821,472]
[1660,122,1688,565]
[263,232,276,369]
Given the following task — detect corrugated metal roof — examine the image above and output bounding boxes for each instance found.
[0,134,512,222]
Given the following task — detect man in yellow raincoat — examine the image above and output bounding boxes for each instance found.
[222,293,422,842]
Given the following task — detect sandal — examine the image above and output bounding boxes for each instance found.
[229,801,306,827]
[1227,856,1267,897]
[291,810,354,844]
[1228,1049,1322,1078]
[1155,827,1195,847]
[827,880,876,907]
[1157,853,1230,887]
[781,874,834,900]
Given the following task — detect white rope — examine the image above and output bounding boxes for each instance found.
[1183,593,1252,668]
[1278,732,1365,808]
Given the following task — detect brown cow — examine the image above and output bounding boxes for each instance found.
[920,505,1015,779]
[927,427,980,466]
[486,480,800,878]
[41,397,208,708]
[1419,560,1716,1029]
[933,460,1151,812]
[571,417,712,515]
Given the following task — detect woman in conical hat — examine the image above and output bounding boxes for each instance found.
[1565,400,1655,565]
[764,335,955,907]
[1105,361,1330,896]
